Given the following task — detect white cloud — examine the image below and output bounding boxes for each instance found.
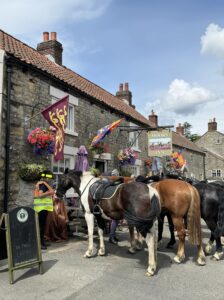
[147,79,215,116]
[0,0,112,36]
[144,79,221,134]
[201,23,224,59]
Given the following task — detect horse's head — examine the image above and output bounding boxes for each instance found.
[56,169,82,198]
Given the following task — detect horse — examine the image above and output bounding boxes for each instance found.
[56,169,161,276]
[193,181,224,260]
[156,179,224,261]
[151,178,206,265]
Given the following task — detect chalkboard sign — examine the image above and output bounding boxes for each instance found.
[4,206,42,284]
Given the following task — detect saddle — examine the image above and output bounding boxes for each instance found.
[89,177,124,215]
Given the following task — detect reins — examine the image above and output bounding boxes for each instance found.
[76,176,97,201]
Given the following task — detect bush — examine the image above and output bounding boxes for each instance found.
[18,163,45,182]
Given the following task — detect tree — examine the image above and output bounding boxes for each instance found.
[183,122,201,142]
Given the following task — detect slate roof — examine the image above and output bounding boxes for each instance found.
[172,131,205,154]
[0,29,154,128]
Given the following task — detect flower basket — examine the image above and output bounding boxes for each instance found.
[117,147,136,166]
[27,127,55,155]
[90,143,110,155]
[18,163,45,182]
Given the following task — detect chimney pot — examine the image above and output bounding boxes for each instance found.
[125,82,129,91]
[51,32,57,41]
[119,83,123,92]
[43,32,49,42]
[208,118,217,132]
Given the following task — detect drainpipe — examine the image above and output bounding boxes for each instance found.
[0,50,4,152]
[3,61,12,213]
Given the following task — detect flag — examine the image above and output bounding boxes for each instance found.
[91,118,124,147]
[41,96,69,161]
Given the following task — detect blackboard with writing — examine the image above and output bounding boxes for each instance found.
[8,206,39,267]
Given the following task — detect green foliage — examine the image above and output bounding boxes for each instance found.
[90,167,100,177]
[18,163,45,181]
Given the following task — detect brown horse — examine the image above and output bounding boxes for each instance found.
[151,178,206,265]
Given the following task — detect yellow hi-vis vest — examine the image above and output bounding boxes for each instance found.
[34,181,53,213]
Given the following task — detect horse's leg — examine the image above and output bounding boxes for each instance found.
[157,212,165,248]
[128,225,137,254]
[212,237,223,261]
[205,232,215,255]
[95,216,106,256]
[84,212,95,258]
[172,216,186,263]
[166,213,176,249]
[135,229,144,250]
[145,224,157,277]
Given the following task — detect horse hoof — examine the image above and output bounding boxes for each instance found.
[174,255,185,264]
[157,240,162,249]
[197,257,206,266]
[145,268,155,277]
[205,243,213,255]
[128,248,136,254]
[166,241,176,249]
[98,249,105,256]
[84,250,94,258]
[212,252,223,261]
[136,243,143,251]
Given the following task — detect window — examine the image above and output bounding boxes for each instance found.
[211,169,221,177]
[50,86,78,136]
[129,123,140,150]
[52,154,74,185]
[67,104,74,132]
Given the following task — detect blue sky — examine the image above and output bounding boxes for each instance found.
[1,0,224,134]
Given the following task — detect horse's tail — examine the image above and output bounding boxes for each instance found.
[187,185,202,245]
[213,188,224,238]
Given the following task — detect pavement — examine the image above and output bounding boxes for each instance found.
[1,221,224,300]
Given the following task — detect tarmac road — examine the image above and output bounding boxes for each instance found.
[1,220,224,300]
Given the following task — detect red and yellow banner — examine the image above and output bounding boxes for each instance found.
[41,96,69,161]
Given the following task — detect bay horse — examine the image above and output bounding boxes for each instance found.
[151,178,206,265]
[56,170,161,276]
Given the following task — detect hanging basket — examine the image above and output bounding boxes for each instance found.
[18,163,45,182]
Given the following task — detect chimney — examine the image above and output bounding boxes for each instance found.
[208,118,217,132]
[37,31,63,65]
[176,123,184,135]
[116,82,134,108]
[148,110,158,127]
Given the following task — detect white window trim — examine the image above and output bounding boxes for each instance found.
[129,122,141,152]
[50,86,78,136]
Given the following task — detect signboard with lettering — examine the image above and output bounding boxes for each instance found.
[148,129,172,157]
[3,206,43,284]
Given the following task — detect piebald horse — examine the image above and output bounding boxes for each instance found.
[56,170,161,276]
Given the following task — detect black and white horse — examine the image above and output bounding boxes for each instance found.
[56,170,161,276]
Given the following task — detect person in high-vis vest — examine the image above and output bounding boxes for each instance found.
[34,170,54,250]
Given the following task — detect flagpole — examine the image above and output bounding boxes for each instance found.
[25,111,42,123]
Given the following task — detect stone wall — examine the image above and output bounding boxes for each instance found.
[0,62,150,211]
[196,131,224,180]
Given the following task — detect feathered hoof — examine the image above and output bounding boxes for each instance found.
[174,255,185,264]
[197,256,206,266]
[98,248,105,256]
[128,247,136,254]
[84,250,94,258]
[212,251,223,261]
